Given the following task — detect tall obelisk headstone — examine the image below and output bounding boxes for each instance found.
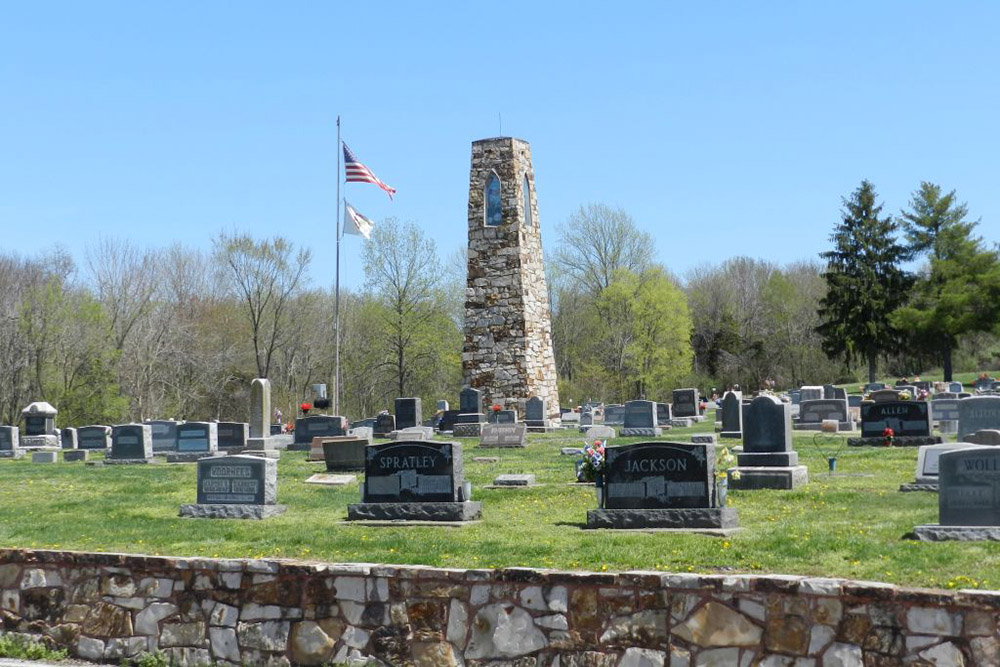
[464,137,559,420]
[245,377,280,458]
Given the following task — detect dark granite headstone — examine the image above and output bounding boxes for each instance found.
[294,415,345,444]
[145,420,179,452]
[822,384,836,399]
[671,389,699,418]
[394,397,423,430]
[77,426,111,450]
[656,403,671,425]
[948,382,964,394]
[374,414,396,437]
[460,387,483,415]
[438,410,462,432]
[938,448,1000,526]
[196,455,275,505]
[719,391,743,437]
[604,404,625,425]
[110,424,153,460]
[24,416,47,437]
[871,389,902,403]
[624,401,655,428]
[479,423,527,448]
[861,401,930,438]
[847,395,863,408]
[862,383,886,393]
[60,427,77,450]
[797,399,849,424]
[176,422,218,453]
[741,395,794,461]
[0,426,19,453]
[958,396,1000,440]
[525,397,546,423]
[217,422,249,451]
[495,410,516,424]
[321,436,367,471]
[603,442,713,510]
[362,441,462,503]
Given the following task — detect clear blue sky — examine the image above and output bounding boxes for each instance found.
[2,2,997,291]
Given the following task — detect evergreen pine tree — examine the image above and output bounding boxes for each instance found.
[892,182,1000,380]
[817,180,912,382]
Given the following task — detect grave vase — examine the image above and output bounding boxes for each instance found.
[716,477,728,507]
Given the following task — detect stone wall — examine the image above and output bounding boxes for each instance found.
[0,549,996,665]
[464,137,560,419]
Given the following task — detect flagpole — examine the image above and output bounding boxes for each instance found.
[334,115,342,417]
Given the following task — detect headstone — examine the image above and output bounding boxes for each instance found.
[691,434,717,445]
[930,399,961,428]
[217,422,250,452]
[621,400,662,437]
[604,404,626,426]
[822,384,837,399]
[479,423,528,448]
[966,430,1000,446]
[490,474,536,487]
[174,421,219,456]
[656,403,672,426]
[949,382,964,394]
[524,396,553,432]
[585,426,616,441]
[459,387,484,418]
[495,409,516,425]
[77,426,111,450]
[847,395,863,408]
[145,420,179,453]
[862,383,886,394]
[832,387,847,401]
[871,389,902,403]
[730,395,807,490]
[795,399,853,431]
[248,378,271,440]
[912,448,1000,540]
[32,451,56,463]
[347,441,481,522]
[437,410,462,432]
[320,436,368,471]
[0,426,22,459]
[394,397,423,430]
[305,474,356,486]
[579,409,594,428]
[20,401,59,448]
[63,450,88,462]
[294,415,345,447]
[586,441,737,530]
[60,427,77,450]
[901,443,988,491]
[108,424,154,463]
[179,455,285,519]
[958,396,1000,440]
[374,414,396,437]
[719,391,743,438]
[436,400,449,412]
[671,389,699,418]
[390,426,435,441]
[560,411,580,424]
[861,401,931,438]
[799,386,823,402]
[349,427,374,445]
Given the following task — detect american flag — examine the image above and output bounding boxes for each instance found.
[343,143,396,200]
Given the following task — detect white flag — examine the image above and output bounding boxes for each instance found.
[344,201,374,239]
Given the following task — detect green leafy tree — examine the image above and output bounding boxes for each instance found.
[892,182,1000,380]
[596,267,692,400]
[817,180,912,382]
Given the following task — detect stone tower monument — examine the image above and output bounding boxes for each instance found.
[464,137,559,419]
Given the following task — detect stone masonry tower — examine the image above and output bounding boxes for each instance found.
[464,137,560,419]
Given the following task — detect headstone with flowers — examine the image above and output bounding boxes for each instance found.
[293,414,345,449]
[848,401,940,447]
[585,441,738,531]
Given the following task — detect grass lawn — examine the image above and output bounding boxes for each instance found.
[0,411,997,591]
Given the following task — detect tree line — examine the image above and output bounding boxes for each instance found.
[1,184,997,428]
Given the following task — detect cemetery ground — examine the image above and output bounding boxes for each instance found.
[0,411,996,593]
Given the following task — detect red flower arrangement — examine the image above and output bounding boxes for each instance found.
[882,427,894,447]
[491,404,502,413]
[300,402,313,413]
